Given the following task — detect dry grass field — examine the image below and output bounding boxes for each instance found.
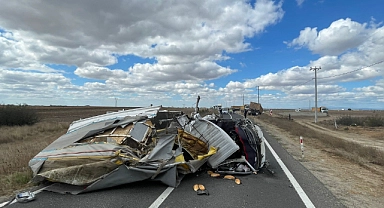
[1,106,383,207]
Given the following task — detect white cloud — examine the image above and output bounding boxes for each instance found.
[74,66,126,80]
[0,0,284,107]
[296,0,305,6]
[0,0,284,69]
[287,18,370,56]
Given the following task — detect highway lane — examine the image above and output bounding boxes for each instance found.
[5,113,344,208]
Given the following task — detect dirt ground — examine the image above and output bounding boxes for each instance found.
[251,110,384,208]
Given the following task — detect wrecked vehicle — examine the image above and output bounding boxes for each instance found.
[28,103,266,194]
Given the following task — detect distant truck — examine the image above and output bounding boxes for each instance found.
[231,105,243,112]
[248,102,263,115]
[213,104,222,109]
[312,106,328,113]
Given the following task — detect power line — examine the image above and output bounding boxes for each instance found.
[317,60,384,80]
[245,60,384,107]
[297,78,314,86]
[257,60,384,89]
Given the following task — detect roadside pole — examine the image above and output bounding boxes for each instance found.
[300,136,304,158]
[310,66,321,123]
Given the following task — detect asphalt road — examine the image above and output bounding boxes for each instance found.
[5,113,344,208]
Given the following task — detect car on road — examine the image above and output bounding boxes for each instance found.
[222,108,229,114]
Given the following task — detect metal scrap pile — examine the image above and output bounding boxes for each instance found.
[28,105,265,194]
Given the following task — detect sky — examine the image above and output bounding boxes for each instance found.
[0,0,383,110]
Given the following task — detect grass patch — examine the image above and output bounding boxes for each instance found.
[0,170,34,196]
[0,104,40,126]
[336,115,384,127]
[0,121,69,196]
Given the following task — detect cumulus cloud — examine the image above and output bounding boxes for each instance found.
[0,0,284,106]
[287,18,370,56]
[74,66,126,80]
[0,0,284,70]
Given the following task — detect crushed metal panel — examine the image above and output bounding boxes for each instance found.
[43,165,179,194]
[185,158,209,173]
[67,106,161,133]
[90,123,134,144]
[37,160,119,185]
[40,116,145,152]
[33,143,119,159]
[83,165,179,193]
[29,105,258,194]
[176,129,209,159]
[177,115,239,168]
[139,134,175,162]
[130,122,150,142]
[29,116,150,180]
[32,143,123,185]
[255,124,266,166]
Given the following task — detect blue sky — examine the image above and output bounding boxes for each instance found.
[0,0,383,109]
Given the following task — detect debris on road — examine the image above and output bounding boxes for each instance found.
[15,191,35,203]
[210,173,221,177]
[223,175,235,180]
[28,97,267,194]
[193,184,209,195]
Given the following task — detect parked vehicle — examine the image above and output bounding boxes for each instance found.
[222,108,229,114]
[312,106,328,113]
[248,102,263,115]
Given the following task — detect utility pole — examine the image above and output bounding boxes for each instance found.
[257,86,260,103]
[310,66,321,123]
[309,100,311,110]
[242,94,244,106]
[115,97,118,107]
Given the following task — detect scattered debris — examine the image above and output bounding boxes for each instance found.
[193,184,199,192]
[223,175,235,180]
[198,184,205,191]
[15,191,35,203]
[266,168,275,175]
[210,173,221,178]
[193,184,209,195]
[197,189,209,195]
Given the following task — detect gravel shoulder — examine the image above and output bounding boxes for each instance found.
[251,114,384,208]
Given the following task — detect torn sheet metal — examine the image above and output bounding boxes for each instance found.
[28,105,266,194]
[29,107,214,194]
[67,106,160,133]
[177,114,239,168]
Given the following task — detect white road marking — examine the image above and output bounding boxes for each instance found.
[148,187,174,208]
[265,139,315,208]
